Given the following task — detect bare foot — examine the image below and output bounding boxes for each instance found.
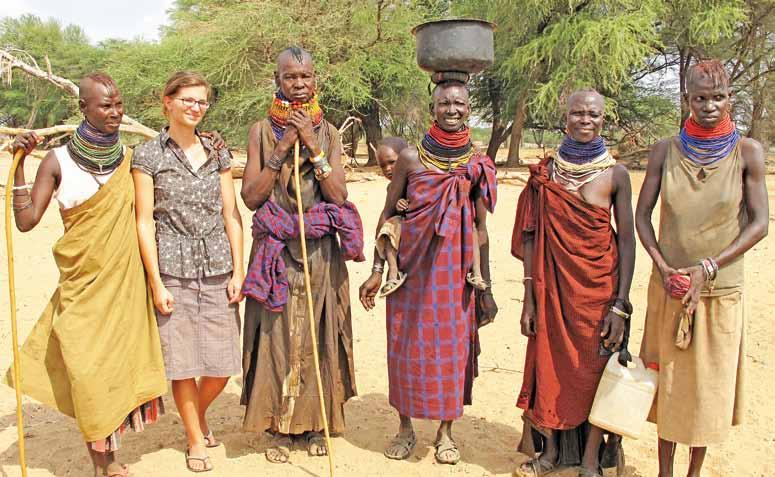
[265,434,291,464]
[466,272,488,291]
[307,431,328,457]
[104,462,130,477]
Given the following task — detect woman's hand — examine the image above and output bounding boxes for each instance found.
[227,272,244,304]
[600,311,626,351]
[10,132,41,156]
[152,284,175,315]
[520,294,536,337]
[359,272,382,311]
[287,110,318,152]
[676,264,706,314]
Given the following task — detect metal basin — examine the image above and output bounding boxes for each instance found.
[412,19,495,74]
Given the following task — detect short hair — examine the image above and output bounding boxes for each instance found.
[686,59,730,91]
[79,72,118,99]
[277,46,312,65]
[161,71,211,116]
[378,136,409,155]
[565,87,605,110]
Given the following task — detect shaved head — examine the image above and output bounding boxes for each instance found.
[566,88,604,111]
[276,46,313,68]
[79,72,118,101]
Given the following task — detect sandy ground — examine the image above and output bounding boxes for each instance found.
[0,151,773,477]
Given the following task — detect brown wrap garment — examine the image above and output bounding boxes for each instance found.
[241,119,357,435]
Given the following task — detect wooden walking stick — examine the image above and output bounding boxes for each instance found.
[292,140,335,477]
[5,148,29,477]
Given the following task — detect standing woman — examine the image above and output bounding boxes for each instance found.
[132,71,244,473]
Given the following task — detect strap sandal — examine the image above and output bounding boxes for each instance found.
[466,272,489,290]
[265,434,292,464]
[307,432,328,457]
[203,430,219,448]
[434,435,460,465]
[384,432,417,460]
[577,466,604,477]
[185,449,213,473]
[515,455,557,477]
[379,271,407,298]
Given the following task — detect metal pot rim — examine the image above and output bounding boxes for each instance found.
[411,18,497,36]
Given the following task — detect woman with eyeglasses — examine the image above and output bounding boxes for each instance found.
[132,71,244,473]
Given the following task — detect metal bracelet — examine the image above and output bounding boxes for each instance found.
[12,199,33,212]
[310,151,326,164]
[609,305,631,320]
[12,183,32,191]
[314,162,333,181]
[266,153,285,171]
[372,263,384,274]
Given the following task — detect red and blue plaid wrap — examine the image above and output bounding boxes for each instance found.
[241,199,365,312]
[386,153,497,420]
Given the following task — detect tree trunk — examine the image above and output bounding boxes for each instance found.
[505,91,529,167]
[678,47,692,124]
[486,119,510,162]
[358,100,382,166]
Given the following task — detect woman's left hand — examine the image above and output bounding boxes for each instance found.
[600,311,626,351]
[676,264,705,314]
[227,273,244,304]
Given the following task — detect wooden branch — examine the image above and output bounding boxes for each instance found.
[0,49,157,138]
[0,124,157,140]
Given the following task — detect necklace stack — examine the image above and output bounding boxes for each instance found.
[67,120,124,175]
[268,91,323,141]
[553,136,616,192]
[417,123,474,172]
[679,114,739,166]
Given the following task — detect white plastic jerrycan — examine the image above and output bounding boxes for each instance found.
[588,352,658,439]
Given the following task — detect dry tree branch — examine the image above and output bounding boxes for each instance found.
[0,49,157,137]
[0,124,157,141]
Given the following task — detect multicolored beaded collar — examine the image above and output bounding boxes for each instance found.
[679,114,739,166]
[66,120,124,175]
[268,90,324,141]
[553,135,616,192]
[417,122,474,172]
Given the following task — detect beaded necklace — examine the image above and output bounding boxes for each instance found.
[66,120,124,175]
[417,122,474,172]
[552,135,615,192]
[679,114,739,166]
[268,91,324,141]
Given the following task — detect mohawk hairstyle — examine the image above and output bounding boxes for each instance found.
[79,72,118,99]
[279,45,311,64]
[686,59,730,91]
[378,136,409,154]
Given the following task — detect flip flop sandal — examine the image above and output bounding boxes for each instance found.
[185,449,213,473]
[515,456,557,477]
[203,430,219,448]
[466,272,489,290]
[383,433,417,460]
[434,437,460,465]
[577,466,604,477]
[379,271,407,298]
[106,464,130,477]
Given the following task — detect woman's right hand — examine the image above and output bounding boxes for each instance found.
[658,262,680,291]
[520,294,536,337]
[359,271,382,311]
[10,132,41,156]
[152,284,175,315]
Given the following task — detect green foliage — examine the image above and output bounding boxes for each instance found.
[0,14,104,128]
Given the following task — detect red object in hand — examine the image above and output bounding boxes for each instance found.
[667,274,691,299]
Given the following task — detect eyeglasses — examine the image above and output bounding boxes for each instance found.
[175,97,210,109]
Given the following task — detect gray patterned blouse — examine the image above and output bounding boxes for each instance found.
[132,128,233,279]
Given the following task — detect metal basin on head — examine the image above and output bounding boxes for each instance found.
[412,19,496,75]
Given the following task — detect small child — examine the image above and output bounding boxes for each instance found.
[374,138,487,298]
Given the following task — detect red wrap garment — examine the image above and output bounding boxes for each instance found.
[511,160,618,430]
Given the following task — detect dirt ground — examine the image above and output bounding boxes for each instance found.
[0,150,773,477]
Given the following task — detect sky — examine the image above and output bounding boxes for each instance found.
[0,0,176,43]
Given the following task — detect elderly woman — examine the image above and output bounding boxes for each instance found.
[132,71,244,473]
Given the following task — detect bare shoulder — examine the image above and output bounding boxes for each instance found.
[38,150,61,177]
[398,145,423,173]
[649,138,672,162]
[739,137,765,171]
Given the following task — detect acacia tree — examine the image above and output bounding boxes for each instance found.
[0,15,104,129]
[456,0,662,166]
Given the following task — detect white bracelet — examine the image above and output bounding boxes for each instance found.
[12,184,32,191]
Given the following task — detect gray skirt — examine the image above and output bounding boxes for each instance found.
[156,273,241,380]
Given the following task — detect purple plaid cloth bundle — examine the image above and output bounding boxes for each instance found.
[241,199,365,311]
